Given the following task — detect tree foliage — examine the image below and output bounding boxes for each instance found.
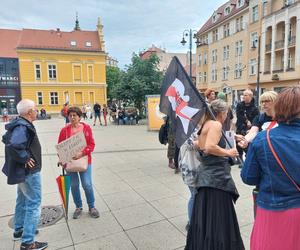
[106,66,123,101]
[107,53,163,112]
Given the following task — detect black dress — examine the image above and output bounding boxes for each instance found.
[185,137,245,250]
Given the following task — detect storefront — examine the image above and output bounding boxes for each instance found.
[0,58,21,114]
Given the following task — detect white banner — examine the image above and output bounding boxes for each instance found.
[56,131,87,164]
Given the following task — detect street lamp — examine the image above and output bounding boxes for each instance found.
[252,35,261,107]
[180,29,201,81]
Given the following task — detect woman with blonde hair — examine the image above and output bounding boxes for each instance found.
[236,90,278,148]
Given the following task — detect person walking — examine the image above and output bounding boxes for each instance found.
[185,99,244,250]
[58,106,99,219]
[2,99,48,250]
[241,86,300,250]
[102,104,108,126]
[82,104,87,120]
[93,103,102,126]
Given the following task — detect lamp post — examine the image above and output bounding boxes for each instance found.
[252,35,261,107]
[180,29,201,81]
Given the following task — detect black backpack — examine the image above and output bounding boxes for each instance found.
[158,119,169,145]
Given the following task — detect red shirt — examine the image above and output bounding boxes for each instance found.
[58,122,95,164]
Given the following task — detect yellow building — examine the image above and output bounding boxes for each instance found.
[17,18,107,113]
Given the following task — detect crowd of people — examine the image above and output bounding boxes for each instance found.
[2,86,300,250]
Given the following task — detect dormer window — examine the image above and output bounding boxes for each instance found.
[237,0,245,8]
[85,41,92,47]
[212,14,217,23]
[225,6,231,15]
[70,41,77,46]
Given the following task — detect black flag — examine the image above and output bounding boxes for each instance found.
[159,56,207,147]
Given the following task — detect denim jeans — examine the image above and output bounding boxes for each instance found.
[188,186,197,223]
[14,172,41,244]
[68,165,95,209]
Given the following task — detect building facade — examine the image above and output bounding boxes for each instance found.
[139,45,196,72]
[0,18,107,114]
[0,29,22,114]
[196,0,300,104]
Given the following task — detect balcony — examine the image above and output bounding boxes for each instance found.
[272,69,284,73]
[263,71,271,74]
[265,44,272,52]
[275,40,284,50]
[288,36,296,47]
[286,67,295,72]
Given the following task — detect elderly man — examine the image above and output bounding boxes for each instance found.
[2,99,48,250]
[236,89,259,159]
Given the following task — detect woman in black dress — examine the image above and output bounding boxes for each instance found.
[185,99,244,250]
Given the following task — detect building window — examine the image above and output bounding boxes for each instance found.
[285,0,294,6]
[237,0,244,8]
[35,64,41,80]
[204,52,208,64]
[235,63,243,78]
[0,63,4,75]
[225,6,231,15]
[249,59,257,75]
[252,5,259,22]
[73,65,81,81]
[198,54,202,66]
[212,29,219,42]
[36,92,43,105]
[223,45,230,60]
[70,41,77,46]
[88,65,93,82]
[222,66,229,80]
[203,72,207,82]
[85,41,92,47]
[236,16,244,32]
[212,69,218,81]
[288,51,293,69]
[199,72,202,83]
[223,23,230,38]
[48,64,56,80]
[212,49,218,63]
[235,40,243,56]
[263,1,268,16]
[251,32,258,48]
[50,92,58,105]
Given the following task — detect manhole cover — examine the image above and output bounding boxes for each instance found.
[8,205,64,229]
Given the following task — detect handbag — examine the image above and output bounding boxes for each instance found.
[65,155,89,172]
[267,129,300,191]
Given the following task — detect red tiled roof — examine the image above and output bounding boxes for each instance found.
[139,45,165,59]
[198,0,249,34]
[0,29,22,58]
[18,29,102,52]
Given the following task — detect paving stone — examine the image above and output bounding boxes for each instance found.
[126,220,186,250]
[112,202,164,230]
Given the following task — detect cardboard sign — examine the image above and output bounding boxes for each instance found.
[56,131,87,164]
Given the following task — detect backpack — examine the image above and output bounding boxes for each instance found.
[158,122,168,145]
[178,131,202,187]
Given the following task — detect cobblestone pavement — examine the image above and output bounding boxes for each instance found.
[0,118,253,250]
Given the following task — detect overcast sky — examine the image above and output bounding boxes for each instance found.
[0,0,224,68]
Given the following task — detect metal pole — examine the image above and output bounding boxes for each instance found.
[189,29,192,79]
[256,36,261,107]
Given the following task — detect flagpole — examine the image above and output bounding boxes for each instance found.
[173,56,244,166]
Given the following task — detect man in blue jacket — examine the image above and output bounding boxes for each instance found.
[2,99,48,250]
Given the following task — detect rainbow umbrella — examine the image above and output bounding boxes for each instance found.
[56,167,71,220]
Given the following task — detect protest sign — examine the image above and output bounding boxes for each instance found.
[56,131,87,164]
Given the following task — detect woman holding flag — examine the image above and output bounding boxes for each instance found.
[185,99,244,250]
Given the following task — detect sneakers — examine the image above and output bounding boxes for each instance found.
[20,241,48,250]
[73,208,83,219]
[89,207,100,218]
[13,230,39,241]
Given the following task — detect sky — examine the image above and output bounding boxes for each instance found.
[0,0,225,68]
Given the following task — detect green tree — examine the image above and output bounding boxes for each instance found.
[106,66,123,101]
[113,53,163,113]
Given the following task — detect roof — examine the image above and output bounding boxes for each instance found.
[198,0,249,34]
[139,45,165,59]
[0,29,22,58]
[18,29,102,52]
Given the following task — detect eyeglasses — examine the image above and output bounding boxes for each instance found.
[260,100,272,104]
